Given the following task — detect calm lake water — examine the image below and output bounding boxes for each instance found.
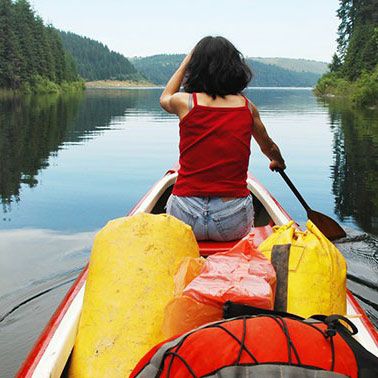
[0,88,377,376]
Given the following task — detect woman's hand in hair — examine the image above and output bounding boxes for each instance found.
[160,51,192,114]
[181,50,193,68]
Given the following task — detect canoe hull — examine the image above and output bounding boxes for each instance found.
[16,168,378,377]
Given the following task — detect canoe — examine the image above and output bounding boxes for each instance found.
[17,167,378,377]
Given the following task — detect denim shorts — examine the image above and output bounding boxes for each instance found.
[166,194,254,241]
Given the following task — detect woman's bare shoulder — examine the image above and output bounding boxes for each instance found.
[170,92,190,106]
[244,96,260,117]
[169,92,191,119]
[160,92,190,116]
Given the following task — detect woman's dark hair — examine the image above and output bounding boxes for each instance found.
[183,36,252,99]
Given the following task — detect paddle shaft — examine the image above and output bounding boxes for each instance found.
[276,168,346,240]
[277,169,311,213]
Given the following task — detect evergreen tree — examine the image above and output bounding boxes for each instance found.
[316,0,377,106]
[0,0,22,88]
[59,31,142,81]
[336,0,377,80]
[336,0,354,61]
[329,53,342,73]
[47,26,66,83]
[13,0,42,81]
[0,0,79,90]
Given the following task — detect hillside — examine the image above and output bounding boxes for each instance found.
[131,54,326,87]
[252,57,328,75]
[246,59,321,87]
[130,55,184,86]
[59,31,145,82]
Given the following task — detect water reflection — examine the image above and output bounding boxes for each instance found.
[0,94,83,207]
[0,90,151,209]
[1,89,377,236]
[324,99,378,235]
[0,87,317,210]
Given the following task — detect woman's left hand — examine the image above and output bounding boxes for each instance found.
[269,159,286,171]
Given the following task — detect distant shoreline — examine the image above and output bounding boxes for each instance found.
[84,81,314,90]
[85,80,157,89]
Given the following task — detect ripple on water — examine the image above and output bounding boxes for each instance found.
[335,228,378,326]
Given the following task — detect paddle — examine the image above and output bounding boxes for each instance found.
[277,169,346,241]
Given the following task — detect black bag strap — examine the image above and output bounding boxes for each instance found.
[317,315,378,378]
[309,314,358,336]
[223,301,305,321]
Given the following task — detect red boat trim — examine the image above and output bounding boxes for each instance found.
[16,267,88,378]
[347,289,378,347]
[129,185,156,216]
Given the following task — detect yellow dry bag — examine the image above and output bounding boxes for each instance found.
[69,213,199,378]
[258,220,346,318]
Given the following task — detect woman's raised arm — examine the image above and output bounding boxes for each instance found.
[159,53,192,115]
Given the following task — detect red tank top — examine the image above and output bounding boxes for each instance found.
[172,92,253,197]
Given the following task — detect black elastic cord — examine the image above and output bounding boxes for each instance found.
[235,317,247,364]
[165,332,191,376]
[324,318,338,372]
[164,354,175,378]
[329,335,336,371]
[261,315,302,366]
[163,351,198,377]
[155,314,343,377]
[158,331,198,376]
[261,316,292,364]
[278,317,293,364]
[279,317,302,365]
[213,323,259,364]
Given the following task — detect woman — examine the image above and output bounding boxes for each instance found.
[160,36,286,241]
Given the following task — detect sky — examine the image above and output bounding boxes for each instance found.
[30,0,340,62]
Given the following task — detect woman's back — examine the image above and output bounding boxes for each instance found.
[173,92,253,197]
[159,36,285,241]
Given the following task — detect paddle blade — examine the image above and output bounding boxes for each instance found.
[307,210,346,241]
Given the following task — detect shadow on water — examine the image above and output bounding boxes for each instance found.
[321,97,378,326]
[325,99,378,235]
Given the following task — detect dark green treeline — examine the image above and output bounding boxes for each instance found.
[316,0,377,106]
[0,0,79,91]
[59,31,144,82]
[335,0,377,80]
